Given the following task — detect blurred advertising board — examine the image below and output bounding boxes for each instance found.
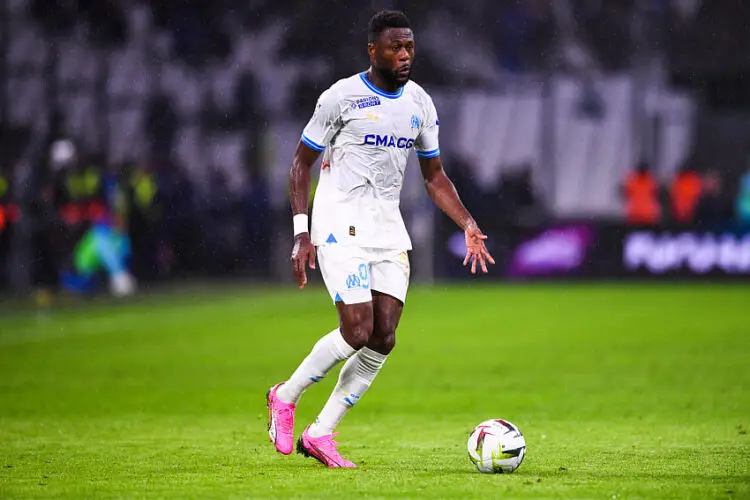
[436,222,750,280]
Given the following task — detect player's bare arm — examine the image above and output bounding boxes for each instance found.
[289,142,321,288]
[419,155,495,274]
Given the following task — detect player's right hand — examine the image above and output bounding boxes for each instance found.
[291,233,316,289]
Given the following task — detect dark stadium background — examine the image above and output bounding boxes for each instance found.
[1,0,749,292]
[0,1,748,498]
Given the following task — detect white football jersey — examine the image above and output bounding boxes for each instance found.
[301,72,440,250]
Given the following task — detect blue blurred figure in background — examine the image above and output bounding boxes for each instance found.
[61,211,137,298]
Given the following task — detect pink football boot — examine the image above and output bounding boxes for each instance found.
[266,383,296,455]
[296,425,357,468]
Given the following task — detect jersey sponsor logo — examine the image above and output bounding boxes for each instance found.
[363,134,415,149]
[353,96,381,109]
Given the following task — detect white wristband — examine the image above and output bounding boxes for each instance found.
[293,214,309,236]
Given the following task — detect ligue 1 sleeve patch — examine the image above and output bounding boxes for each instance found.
[349,226,356,236]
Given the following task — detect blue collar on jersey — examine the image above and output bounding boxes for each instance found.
[359,72,404,99]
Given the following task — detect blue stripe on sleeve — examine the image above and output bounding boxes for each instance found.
[301,135,326,152]
[416,148,440,159]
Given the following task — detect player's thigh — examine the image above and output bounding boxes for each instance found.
[317,245,375,348]
[372,291,405,329]
[368,291,403,354]
[317,244,372,306]
[335,300,374,350]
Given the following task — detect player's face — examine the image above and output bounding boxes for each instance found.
[370,28,415,87]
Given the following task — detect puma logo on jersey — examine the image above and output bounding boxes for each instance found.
[363,134,415,149]
[366,112,380,122]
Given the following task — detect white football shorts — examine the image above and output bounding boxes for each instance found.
[317,244,410,305]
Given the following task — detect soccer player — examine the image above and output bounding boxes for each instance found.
[267,10,494,468]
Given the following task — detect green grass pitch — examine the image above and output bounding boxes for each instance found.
[0,283,748,499]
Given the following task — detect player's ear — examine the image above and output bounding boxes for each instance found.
[367,42,375,58]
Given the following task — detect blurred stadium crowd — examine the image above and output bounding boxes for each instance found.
[1,0,749,295]
[622,161,750,227]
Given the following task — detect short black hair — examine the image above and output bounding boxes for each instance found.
[368,10,411,43]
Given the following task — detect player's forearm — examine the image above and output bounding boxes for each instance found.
[289,157,312,216]
[425,172,477,231]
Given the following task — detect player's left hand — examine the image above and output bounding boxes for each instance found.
[463,226,495,274]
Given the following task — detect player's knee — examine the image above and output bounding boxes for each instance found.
[342,322,373,350]
[340,309,374,350]
[369,328,396,355]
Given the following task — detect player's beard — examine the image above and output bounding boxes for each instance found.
[377,66,410,88]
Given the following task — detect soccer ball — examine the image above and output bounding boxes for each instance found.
[467,419,526,473]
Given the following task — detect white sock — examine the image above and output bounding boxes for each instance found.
[308,347,388,438]
[276,329,356,404]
